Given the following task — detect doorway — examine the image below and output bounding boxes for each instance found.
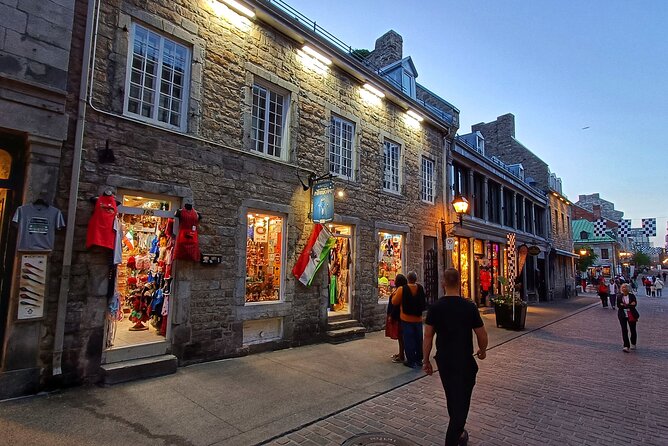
[0,135,24,361]
[103,191,177,362]
[327,224,353,316]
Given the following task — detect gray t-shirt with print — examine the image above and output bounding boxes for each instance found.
[12,203,66,251]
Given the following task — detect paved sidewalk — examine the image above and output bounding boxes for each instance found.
[0,296,598,446]
[266,294,668,446]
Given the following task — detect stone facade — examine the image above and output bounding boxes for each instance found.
[16,0,458,390]
[0,0,76,399]
[575,193,624,223]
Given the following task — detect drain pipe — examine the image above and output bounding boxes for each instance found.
[53,0,98,375]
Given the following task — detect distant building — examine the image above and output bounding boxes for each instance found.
[572,220,618,278]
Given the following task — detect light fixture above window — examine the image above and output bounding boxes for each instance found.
[406,110,424,122]
[363,83,385,98]
[218,0,255,18]
[302,45,332,66]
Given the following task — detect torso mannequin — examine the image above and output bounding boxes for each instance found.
[173,203,202,261]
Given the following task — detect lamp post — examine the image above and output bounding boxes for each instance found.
[440,196,470,269]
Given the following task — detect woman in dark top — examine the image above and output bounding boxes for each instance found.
[617,283,639,352]
[386,274,407,363]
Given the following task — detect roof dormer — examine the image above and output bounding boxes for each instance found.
[380,57,418,99]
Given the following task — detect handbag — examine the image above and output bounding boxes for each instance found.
[627,308,639,322]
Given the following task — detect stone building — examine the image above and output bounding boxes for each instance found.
[0,0,77,399]
[572,219,618,279]
[448,131,549,304]
[471,113,576,300]
[576,193,623,223]
[1,0,461,395]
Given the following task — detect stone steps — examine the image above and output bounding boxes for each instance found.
[325,317,366,344]
[99,354,177,386]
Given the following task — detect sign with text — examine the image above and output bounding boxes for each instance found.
[17,254,47,320]
[311,179,334,223]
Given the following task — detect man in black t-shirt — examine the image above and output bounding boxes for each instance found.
[423,268,488,446]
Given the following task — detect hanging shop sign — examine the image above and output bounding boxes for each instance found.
[528,245,541,256]
[17,254,47,320]
[517,244,529,274]
[311,179,334,223]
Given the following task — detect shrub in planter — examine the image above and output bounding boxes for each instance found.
[492,277,528,330]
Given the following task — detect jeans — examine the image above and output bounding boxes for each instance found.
[608,294,616,308]
[437,360,477,446]
[619,318,637,348]
[657,289,663,297]
[401,321,423,366]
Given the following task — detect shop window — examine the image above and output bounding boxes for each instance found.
[378,232,403,300]
[601,248,609,260]
[329,116,355,179]
[473,174,484,219]
[125,23,191,130]
[251,82,289,159]
[421,156,435,203]
[0,149,11,180]
[246,212,284,303]
[451,237,470,298]
[383,140,401,193]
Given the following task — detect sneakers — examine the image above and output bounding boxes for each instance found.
[623,347,630,353]
[391,356,404,363]
[630,344,636,350]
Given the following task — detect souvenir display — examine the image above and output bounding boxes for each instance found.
[12,199,65,252]
[246,213,282,302]
[378,232,403,300]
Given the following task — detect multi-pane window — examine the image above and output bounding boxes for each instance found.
[329,116,355,179]
[383,141,401,193]
[251,83,287,158]
[601,248,609,260]
[421,157,435,203]
[126,24,190,129]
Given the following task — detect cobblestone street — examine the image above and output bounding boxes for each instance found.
[267,294,668,446]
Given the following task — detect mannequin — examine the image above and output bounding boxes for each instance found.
[173,202,202,261]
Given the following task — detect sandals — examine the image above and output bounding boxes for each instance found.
[391,354,405,363]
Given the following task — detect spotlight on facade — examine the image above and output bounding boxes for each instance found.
[302,45,332,66]
[406,110,424,122]
[218,0,255,18]
[362,83,385,98]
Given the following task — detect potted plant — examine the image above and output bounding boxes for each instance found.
[491,277,528,330]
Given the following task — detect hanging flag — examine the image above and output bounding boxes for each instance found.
[618,219,631,238]
[292,224,335,286]
[506,232,516,285]
[642,218,657,237]
[593,218,606,238]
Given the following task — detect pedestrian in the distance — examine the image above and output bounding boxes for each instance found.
[391,271,426,368]
[609,279,618,309]
[662,271,667,282]
[644,277,652,296]
[617,283,639,352]
[385,274,407,363]
[597,279,609,308]
[655,277,663,297]
[423,268,488,446]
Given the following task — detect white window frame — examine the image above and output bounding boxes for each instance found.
[251,80,290,160]
[402,70,415,97]
[329,115,355,180]
[124,23,191,131]
[383,140,401,194]
[421,156,435,204]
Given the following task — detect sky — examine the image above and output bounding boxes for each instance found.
[283,0,668,248]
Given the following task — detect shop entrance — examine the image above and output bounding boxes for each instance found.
[378,231,404,300]
[103,192,177,359]
[327,224,353,315]
[0,136,24,361]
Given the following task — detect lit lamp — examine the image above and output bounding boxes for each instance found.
[579,248,587,256]
[452,195,469,225]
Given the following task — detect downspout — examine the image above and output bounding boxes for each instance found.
[53,0,97,375]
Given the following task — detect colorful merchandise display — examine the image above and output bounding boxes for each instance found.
[246,213,283,302]
[378,232,403,300]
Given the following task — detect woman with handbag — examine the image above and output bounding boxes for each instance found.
[617,283,639,352]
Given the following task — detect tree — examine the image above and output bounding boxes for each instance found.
[633,252,651,267]
[576,247,598,272]
[351,48,370,59]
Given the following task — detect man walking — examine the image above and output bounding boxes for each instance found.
[423,268,488,446]
[391,271,426,368]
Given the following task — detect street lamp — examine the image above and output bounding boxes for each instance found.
[579,248,588,256]
[451,195,469,225]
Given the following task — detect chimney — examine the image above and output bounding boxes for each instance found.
[365,30,403,69]
[593,205,602,219]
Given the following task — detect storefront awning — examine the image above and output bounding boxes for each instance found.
[553,248,580,258]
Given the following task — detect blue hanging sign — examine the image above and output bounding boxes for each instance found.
[312,179,334,223]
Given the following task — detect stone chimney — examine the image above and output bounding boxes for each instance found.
[365,30,403,69]
[593,205,602,219]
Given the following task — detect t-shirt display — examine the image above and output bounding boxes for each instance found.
[174,207,201,261]
[12,202,66,251]
[86,193,118,250]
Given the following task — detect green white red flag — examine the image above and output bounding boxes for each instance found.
[292,224,335,286]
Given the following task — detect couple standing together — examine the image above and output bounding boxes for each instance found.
[389,268,488,446]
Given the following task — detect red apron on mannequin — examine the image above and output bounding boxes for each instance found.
[174,208,201,261]
[86,194,118,249]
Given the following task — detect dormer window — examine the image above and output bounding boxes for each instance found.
[580,231,589,240]
[380,57,418,99]
[401,70,414,97]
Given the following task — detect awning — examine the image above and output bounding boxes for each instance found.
[553,248,580,258]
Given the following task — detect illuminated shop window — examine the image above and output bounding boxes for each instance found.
[246,212,284,302]
[378,232,403,300]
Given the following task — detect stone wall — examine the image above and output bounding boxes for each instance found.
[576,193,623,222]
[50,0,450,383]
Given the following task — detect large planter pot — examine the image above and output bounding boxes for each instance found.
[494,303,527,330]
